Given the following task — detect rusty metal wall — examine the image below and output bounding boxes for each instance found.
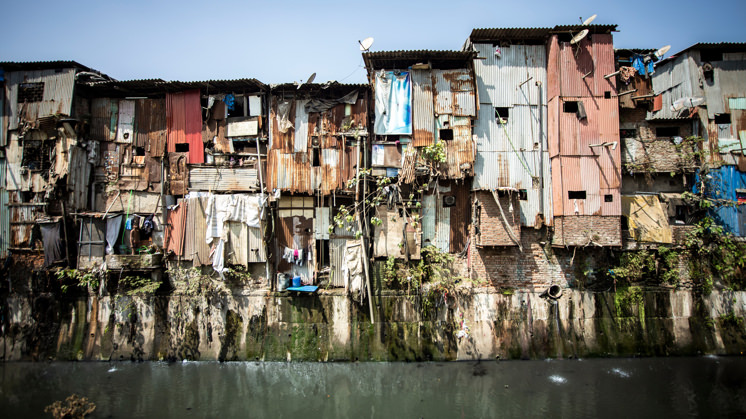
[558,34,617,98]
[449,181,470,253]
[91,98,117,142]
[166,90,204,164]
[473,43,547,107]
[550,155,623,217]
[648,54,695,120]
[1,84,5,147]
[135,98,166,156]
[433,69,476,117]
[475,103,547,152]
[412,70,434,146]
[189,167,259,191]
[5,68,76,130]
[5,132,21,191]
[442,116,474,179]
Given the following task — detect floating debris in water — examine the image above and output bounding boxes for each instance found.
[548,375,567,384]
[610,368,630,378]
[107,367,117,373]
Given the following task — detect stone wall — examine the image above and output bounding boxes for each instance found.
[3,288,745,362]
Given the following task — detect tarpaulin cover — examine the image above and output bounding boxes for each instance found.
[622,195,672,244]
[105,215,123,255]
[374,71,412,135]
[304,90,359,113]
[41,222,65,267]
[344,240,365,300]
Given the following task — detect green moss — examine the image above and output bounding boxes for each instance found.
[218,310,243,361]
[614,286,645,329]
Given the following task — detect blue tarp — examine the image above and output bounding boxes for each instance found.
[286,285,319,293]
[374,71,412,135]
[695,166,746,236]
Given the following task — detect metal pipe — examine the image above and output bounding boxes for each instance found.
[256,136,270,285]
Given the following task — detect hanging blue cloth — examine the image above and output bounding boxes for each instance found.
[631,54,655,76]
[223,94,236,111]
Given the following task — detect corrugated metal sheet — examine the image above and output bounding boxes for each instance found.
[116,100,135,143]
[189,167,259,191]
[165,199,187,256]
[0,159,8,257]
[8,191,45,248]
[551,155,623,217]
[556,97,620,156]
[469,27,551,44]
[730,98,746,110]
[67,146,91,211]
[166,90,204,164]
[441,116,474,179]
[473,151,552,226]
[226,222,265,265]
[557,34,617,98]
[475,104,547,152]
[473,43,547,107]
[449,182,470,253]
[1,85,5,147]
[267,150,311,194]
[697,166,746,237]
[90,98,118,142]
[329,238,346,287]
[412,69,435,146]
[421,193,436,248]
[294,100,309,153]
[135,99,167,156]
[421,184,452,253]
[5,133,22,191]
[184,196,211,266]
[5,68,76,130]
[648,54,696,120]
[433,69,476,117]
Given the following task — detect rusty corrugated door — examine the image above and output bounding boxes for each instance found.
[166,90,204,164]
[165,199,187,256]
[135,99,167,156]
[449,181,470,253]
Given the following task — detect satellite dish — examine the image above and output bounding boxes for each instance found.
[582,14,597,26]
[359,37,374,52]
[570,29,589,45]
[297,72,316,89]
[655,45,671,58]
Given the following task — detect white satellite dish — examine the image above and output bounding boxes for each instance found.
[582,14,597,26]
[655,45,671,58]
[570,29,589,45]
[296,72,317,89]
[359,37,374,52]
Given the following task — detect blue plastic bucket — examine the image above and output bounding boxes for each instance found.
[292,276,301,287]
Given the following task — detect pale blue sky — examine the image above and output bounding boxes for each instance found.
[1,0,744,83]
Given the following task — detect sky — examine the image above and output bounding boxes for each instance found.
[1,0,744,84]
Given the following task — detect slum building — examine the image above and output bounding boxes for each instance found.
[648,43,746,237]
[1,61,109,272]
[462,28,564,288]
[546,25,623,247]
[267,82,369,289]
[615,48,700,247]
[362,50,477,264]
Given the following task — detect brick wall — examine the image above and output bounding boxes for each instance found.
[474,191,520,247]
[552,215,622,247]
[470,228,572,290]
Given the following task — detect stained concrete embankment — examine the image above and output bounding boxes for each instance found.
[2,288,745,361]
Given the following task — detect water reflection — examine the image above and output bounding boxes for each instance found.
[1,357,745,418]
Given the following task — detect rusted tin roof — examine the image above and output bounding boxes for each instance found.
[363,50,477,71]
[550,24,617,34]
[0,60,99,73]
[468,27,551,44]
[85,78,266,97]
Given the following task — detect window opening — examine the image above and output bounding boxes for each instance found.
[604,194,613,202]
[439,129,453,141]
[518,189,528,201]
[568,190,586,199]
[18,82,44,103]
[656,127,680,137]
[714,113,731,124]
[495,107,509,123]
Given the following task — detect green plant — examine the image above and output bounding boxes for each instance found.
[686,217,746,294]
[119,275,161,296]
[55,268,99,293]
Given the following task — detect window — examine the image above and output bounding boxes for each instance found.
[134,147,146,156]
[604,194,613,202]
[439,129,453,141]
[620,128,637,138]
[563,101,578,113]
[568,191,586,199]
[443,195,456,207]
[518,189,528,201]
[700,50,723,62]
[656,127,680,137]
[604,91,612,99]
[312,148,321,167]
[714,113,731,124]
[495,107,509,123]
[18,82,44,103]
[175,143,190,152]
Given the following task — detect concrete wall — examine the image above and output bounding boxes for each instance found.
[3,287,745,362]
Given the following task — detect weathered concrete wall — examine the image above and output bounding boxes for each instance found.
[2,288,745,362]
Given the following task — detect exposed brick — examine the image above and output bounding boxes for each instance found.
[552,215,622,246]
[474,191,520,246]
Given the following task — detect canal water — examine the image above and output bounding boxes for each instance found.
[2,357,745,418]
